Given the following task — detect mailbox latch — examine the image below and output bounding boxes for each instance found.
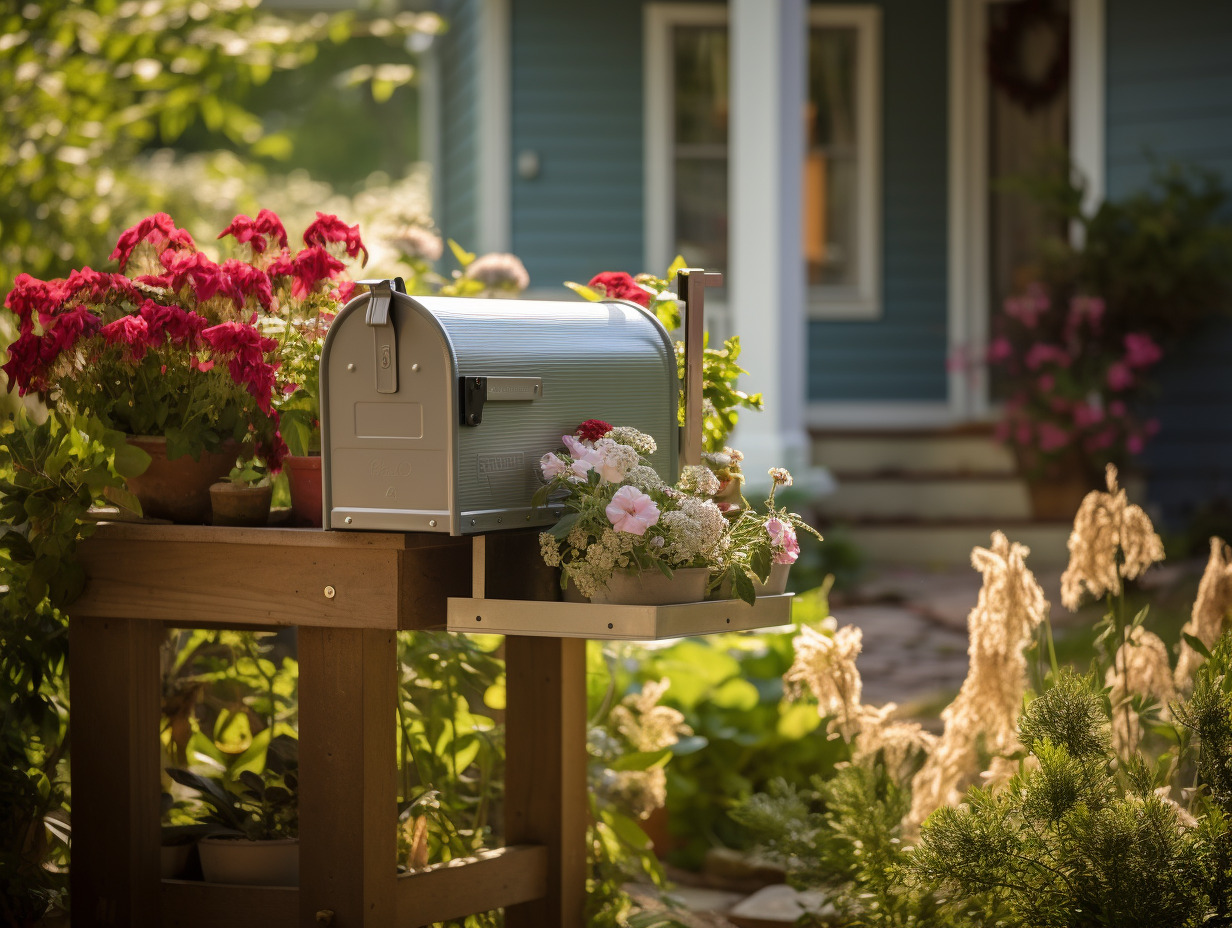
[460,376,487,426]
[359,278,405,395]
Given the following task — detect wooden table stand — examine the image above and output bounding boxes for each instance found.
[70,524,586,928]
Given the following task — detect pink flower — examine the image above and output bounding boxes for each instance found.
[5,273,68,333]
[540,452,568,479]
[1067,295,1105,333]
[163,252,244,309]
[1108,400,1127,417]
[1037,373,1055,393]
[766,517,800,564]
[110,213,195,271]
[288,246,347,300]
[1015,422,1033,446]
[100,314,151,358]
[605,485,660,535]
[1123,332,1162,369]
[218,209,288,253]
[1107,362,1135,392]
[303,213,368,265]
[587,272,649,308]
[1072,401,1104,428]
[329,280,356,303]
[1025,343,1070,371]
[986,337,1013,364]
[1037,422,1071,452]
[222,260,274,310]
[562,434,591,457]
[1004,283,1050,328]
[1127,434,1145,455]
[138,300,208,348]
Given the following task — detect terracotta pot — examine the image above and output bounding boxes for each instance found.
[1026,476,1093,522]
[564,567,708,605]
[720,562,791,599]
[283,454,322,527]
[198,836,298,886]
[209,482,273,527]
[124,436,238,524]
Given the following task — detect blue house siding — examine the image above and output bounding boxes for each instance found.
[436,0,481,250]
[1106,0,1232,521]
[510,0,646,289]
[503,0,950,402]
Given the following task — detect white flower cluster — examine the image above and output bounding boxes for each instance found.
[539,532,562,567]
[591,437,641,484]
[569,528,637,599]
[678,464,720,497]
[625,465,667,492]
[606,426,657,456]
[658,496,728,566]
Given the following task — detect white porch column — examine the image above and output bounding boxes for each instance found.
[728,0,811,482]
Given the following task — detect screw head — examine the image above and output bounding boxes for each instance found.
[346,363,355,371]
[428,519,437,528]
[344,516,353,524]
[411,362,420,372]
[324,586,336,599]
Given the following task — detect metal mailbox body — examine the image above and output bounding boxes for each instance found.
[320,289,679,534]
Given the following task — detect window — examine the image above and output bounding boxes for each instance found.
[646,4,882,319]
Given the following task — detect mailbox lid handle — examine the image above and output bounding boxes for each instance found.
[676,268,722,469]
[359,279,406,395]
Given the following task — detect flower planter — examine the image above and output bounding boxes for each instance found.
[209,482,273,527]
[198,836,298,886]
[564,567,709,605]
[720,562,791,599]
[1026,475,1094,522]
[123,437,238,524]
[283,454,322,527]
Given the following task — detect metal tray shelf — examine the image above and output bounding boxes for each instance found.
[446,593,794,640]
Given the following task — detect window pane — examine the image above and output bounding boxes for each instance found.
[806,26,859,289]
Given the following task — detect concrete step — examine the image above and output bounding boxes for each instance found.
[811,428,1015,476]
[840,520,1072,568]
[816,474,1031,521]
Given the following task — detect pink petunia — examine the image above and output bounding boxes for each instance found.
[1067,295,1105,333]
[1106,362,1135,392]
[1072,402,1104,428]
[1037,422,1071,452]
[605,485,660,535]
[1004,283,1050,329]
[540,452,568,480]
[1123,333,1162,369]
[1025,343,1070,371]
[986,337,1013,364]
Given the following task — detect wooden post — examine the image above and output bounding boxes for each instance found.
[503,636,587,928]
[69,616,163,928]
[298,627,399,926]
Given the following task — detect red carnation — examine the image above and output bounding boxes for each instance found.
[587,271,650,308]
[575,419,613,442]
[222,259,274,310]
[100,314,152,359]
[5,274,68,333]
[218,209,289,254]
[138,301,208,349]
[62,267,138,308]
[289,246,347,300]
[163,252,244,310]
[329,280,356,303]
[110,213,196,271]
[303,212,368,266]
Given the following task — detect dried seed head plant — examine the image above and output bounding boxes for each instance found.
[906,531,1048,831]
[1175,537,1232,691]
[1106,626,1176,757]
[1060,463,1165,611]
[785,623,866,741]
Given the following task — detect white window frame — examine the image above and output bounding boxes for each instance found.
[644,2,882,321]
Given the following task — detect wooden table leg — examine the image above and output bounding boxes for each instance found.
[298,627,398,927]
[504,636,587,928]
[69,616,163,927]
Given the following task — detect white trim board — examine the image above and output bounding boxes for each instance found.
[643,2,883,321]
[1071,0,1106,230]
[807,402,960,429]
[477,0,511,253]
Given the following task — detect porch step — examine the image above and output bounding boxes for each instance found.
[811,427,1016,476]
[839,520,1072,568]
[815,474,1031,521]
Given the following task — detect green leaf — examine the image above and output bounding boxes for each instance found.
[1183,633,1213,660]
[611,748,672,772]
[111,440,152,479]
[447,238,476,268]
[564,281,604,302]
[665,254,689,281]
[548,511,579,540]
[604,808,654,851]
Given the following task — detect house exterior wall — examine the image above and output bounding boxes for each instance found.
[436,0,482,250]
[1106,0,1232,522]
[496,0,950,405]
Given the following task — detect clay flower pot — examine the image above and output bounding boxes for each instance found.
[198,836,298,886]
[283,454,322,527]
[123,436,237,524]
[209,482,273,527]
[565,567,709,605]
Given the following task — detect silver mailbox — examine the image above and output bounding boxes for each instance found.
[320,282,679,534]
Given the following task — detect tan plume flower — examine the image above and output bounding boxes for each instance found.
[1175,537,1232,691]
[1106,626,1176,758]
[852,703,937,784]
[906,532,1048,831]
[1060,464,1164,611]
[610,678,692,754]
[784,624,864,740]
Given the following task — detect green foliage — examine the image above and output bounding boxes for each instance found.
[0,412,140,922]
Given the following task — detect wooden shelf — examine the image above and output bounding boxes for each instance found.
[446,593,794,640]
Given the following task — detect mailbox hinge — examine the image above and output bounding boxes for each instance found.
[359,278,406,395]
[460,376,487,426]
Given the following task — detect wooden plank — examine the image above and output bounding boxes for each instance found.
[298,627,399,927]
[160,881,296,928]
[446,594,795,640]
[83,521,436,549]
[397,540,474,630]
[504,637,587,928]
[396,845,548,926]
[70,616,163,927]
[482,531,561,602]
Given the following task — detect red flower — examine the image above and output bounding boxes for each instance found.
[303,213,368,265]
[110,213,196,271]
[5,273,68,333]
[202,322,279,413]
[218,209,289,253]
[100,314,151,359]
[163,252,244,310]
[222,260,274,310]
[587,271,650,308]
[1024,343,1070,371]
[1123,332,1162,369]
[329,280,357,303]
[288,246,346,300]
[575,419,613,442]
[138,300,208,348]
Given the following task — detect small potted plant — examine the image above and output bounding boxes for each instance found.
[165,734,299,886]
[209,457,273,527]
[714,467,822,604]
[534,420,729,605]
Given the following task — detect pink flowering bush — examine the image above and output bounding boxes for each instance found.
[989,282,1163,483]
[0,209,368,467]
[534,420,730,601]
